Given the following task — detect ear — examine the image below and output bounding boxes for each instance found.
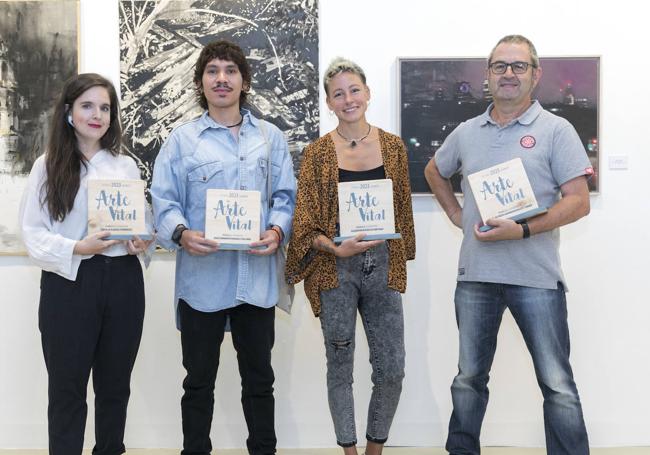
[366,85,371,101]
[243,81,250,93]
[325,95,333,111]
[532,66,542,88]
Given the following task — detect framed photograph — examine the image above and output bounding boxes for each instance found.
[0,0,79,254]
[119,0,319,187]
[398,56,600,194]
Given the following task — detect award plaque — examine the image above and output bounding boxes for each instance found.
[467,158,547,232]
[205,189,262,250]
[87,179,151,239]
[334,179,402,243]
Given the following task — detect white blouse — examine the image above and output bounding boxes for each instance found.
[20,150,146,281]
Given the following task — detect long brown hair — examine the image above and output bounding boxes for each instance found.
[43,73,122,221]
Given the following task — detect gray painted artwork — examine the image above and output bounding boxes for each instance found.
[0,0,78,253]
[119,0,319,185]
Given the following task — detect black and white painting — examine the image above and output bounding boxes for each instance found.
[0,0,78,253]
[119,0,319,185]
[399,57,600,194]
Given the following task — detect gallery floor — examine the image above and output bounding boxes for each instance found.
[1,449,649,454]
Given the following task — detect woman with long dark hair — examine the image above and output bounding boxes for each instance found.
[20,73,151,455]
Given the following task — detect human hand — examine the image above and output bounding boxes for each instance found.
[249,229,280,256]
[335,233,384,257]
[126,235,154,255]
[473,218,523,242]
[73,231,121,255]
[180,229,219,256]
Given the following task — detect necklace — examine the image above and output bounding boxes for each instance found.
[224,116,243,128]
[336,124,372,148]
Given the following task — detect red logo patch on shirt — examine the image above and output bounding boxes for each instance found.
[585,167,594,176]
[520,135,536,148]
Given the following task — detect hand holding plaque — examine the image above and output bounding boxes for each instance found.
[467,158,547,232]
[87,179,152,240]
[334,179,402,243]
[205,189,264,250]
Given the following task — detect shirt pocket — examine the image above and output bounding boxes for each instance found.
[187,160,225,210]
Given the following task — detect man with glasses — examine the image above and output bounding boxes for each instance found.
[425,35,591,455]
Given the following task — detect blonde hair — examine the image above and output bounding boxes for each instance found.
[323,57,367,95]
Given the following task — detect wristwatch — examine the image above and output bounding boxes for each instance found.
[520,221,531,239]
[172,224,188,246]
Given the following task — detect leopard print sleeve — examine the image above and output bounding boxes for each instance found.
[285,143,323,285]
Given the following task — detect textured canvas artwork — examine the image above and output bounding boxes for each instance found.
[0,0,78,253]
[119,0,319,185]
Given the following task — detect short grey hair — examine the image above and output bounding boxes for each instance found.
[323,57,367,95]
[488,34,540,68]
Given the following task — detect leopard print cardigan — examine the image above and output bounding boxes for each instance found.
[285,129,416,317]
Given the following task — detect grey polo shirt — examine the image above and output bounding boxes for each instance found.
[435,101,591,289]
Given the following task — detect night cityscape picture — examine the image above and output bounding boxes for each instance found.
[399,57,599,194]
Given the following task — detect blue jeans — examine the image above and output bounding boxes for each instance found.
[319,243,405,447]
[446,282,589,455]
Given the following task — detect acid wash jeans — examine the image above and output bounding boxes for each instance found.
[446,281,589,455]
[319,243,405,448]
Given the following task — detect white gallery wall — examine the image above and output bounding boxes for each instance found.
[1,0,649,449]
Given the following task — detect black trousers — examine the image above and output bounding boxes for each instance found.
[178,299,276,455]
[39,254,145,455]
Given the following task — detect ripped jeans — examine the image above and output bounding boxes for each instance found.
[319,243,405,447]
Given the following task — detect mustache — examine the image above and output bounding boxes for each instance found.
[498,77,520,85]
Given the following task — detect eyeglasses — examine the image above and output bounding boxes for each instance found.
[488,61,536,75]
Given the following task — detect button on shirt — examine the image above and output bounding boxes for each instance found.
[151,110,296,315]
[20,150,145,280]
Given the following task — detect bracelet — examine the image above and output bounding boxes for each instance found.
[270,226,283,243]
[520,221,530,239]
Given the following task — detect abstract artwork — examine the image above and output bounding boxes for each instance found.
[0,0,78,253]
[399,57,600,194]
[119,0,319,185]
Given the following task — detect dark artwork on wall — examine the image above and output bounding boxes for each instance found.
[399,57,600,194]
[0,0,78,175]
[0,0,78,254]
[119,0,319,185]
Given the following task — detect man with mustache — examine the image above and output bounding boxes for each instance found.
[151,40,296,455]
[425,35,591,455]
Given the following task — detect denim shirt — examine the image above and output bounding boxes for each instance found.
[151,110,296,318]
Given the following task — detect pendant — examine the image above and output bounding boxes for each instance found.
[350,140,357,147]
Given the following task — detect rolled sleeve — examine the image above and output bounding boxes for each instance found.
[267,129,297,242]
[151,134,188,250]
